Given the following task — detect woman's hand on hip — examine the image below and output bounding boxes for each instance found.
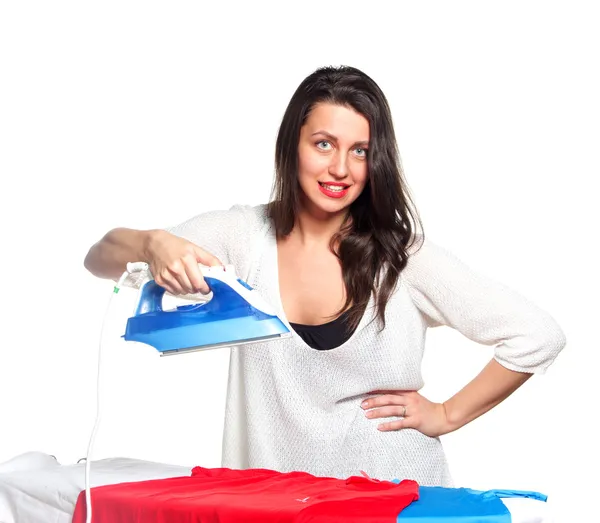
[361,390,450,438]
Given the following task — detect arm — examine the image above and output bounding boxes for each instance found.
[403,236,567,375]
[83,204,260,295]
[442,358,531,434]
[84,226,219,294]
[365,236,567,436]
[365,359,532,436]
[84,228,158,280]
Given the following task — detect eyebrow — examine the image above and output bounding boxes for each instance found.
[311,131,369,147]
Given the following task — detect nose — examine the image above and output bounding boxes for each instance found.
[328,151,349,179]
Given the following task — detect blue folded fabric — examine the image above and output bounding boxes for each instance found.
[392,481,547,522]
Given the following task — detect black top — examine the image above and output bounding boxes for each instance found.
[290,310,354,350]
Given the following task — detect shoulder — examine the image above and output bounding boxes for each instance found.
[231,203,271,228]
[226,203,272,240]
[167,203,270,238]
[402,232,525,305]
[405,234,452,261]
[402,234,472,288]
[164,203,271,272]
[404,234,442,272]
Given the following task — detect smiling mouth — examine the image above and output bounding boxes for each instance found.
[318,182,350,192]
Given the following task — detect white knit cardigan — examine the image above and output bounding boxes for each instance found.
[157,204,566,486]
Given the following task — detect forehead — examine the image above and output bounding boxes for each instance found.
[303,102,370,141]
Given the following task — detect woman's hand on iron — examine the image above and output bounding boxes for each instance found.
[145,230,223,295]
[361,390,451,438]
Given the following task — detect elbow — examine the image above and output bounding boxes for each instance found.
[496,314,567,375]
[549,323,567,354]
[537,321,567,373]
[525,309,568,370]
[83,243,98,274]
[537,311,567,359]
[83,229,114,277]
[548,325,567,367]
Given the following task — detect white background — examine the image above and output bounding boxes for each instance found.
[1,1,598,522]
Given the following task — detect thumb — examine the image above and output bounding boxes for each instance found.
[193,245,223,267]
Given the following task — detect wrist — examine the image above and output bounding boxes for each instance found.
[440,401,463,435]
[142,229,164,263]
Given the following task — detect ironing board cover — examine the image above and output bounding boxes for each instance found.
[71,466,419,523]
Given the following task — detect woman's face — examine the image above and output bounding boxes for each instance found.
[297,102,369,217]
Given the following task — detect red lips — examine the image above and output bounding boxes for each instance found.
[318,181,350,199]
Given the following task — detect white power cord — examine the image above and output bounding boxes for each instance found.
[84,262,149,523]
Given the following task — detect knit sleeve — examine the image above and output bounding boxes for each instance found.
[165,204,267,280]
[120,204,266,291]
[402,236,566,374]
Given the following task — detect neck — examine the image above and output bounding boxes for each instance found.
[291,199,349,246]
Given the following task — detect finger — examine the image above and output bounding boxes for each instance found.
[169,264,195,295]
[156,270,184,295]
[369,390,415,395]
[182,254,210,294]
[194,246,223,267]
[365,406,407,420]
[377,419,406,432]
[160,259,190,293]
[362,394,407,409]
[381,413,419,431]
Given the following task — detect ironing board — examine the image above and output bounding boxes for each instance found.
[0,452,554,523]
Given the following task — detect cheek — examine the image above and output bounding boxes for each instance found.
[353,163,369,188]
[298,147,327,180]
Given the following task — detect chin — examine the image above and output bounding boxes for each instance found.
[303,190,356,217]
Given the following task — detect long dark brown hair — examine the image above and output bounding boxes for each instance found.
[268,65,423,331]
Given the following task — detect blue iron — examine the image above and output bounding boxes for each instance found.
[123,265,291,355]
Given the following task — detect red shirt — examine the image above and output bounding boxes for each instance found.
[72,466,419,523]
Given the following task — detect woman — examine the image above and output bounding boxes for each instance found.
[84,65,566,487]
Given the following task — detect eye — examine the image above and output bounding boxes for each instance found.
[354,147,367,157]
[316,140,332,151]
